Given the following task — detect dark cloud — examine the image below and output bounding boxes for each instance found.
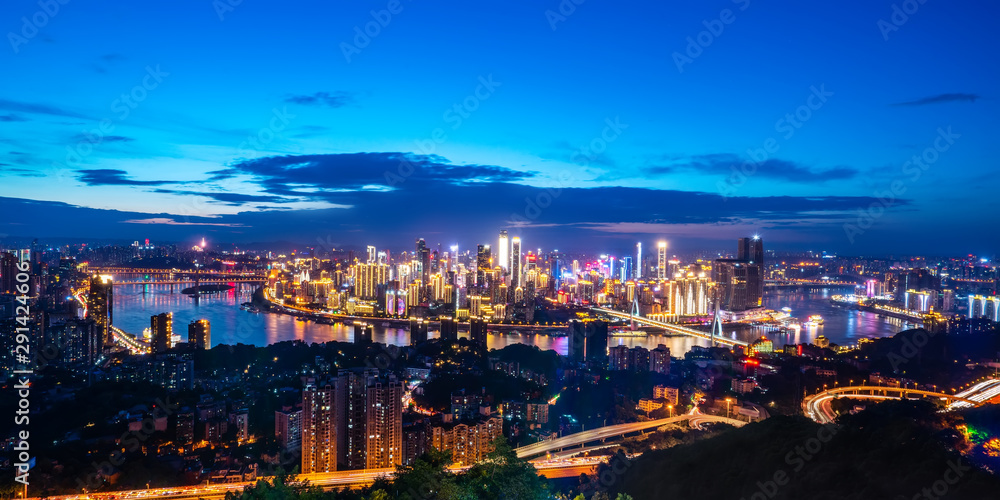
[284,91,356,108]
[210,153,537,197]
[70,134,134,143]
[77,169,178,186]
[0,99,93,120]
[151,189,289,206]
[645,154,857,183]
[0,114,28,122]
[892,93,980,106]
[0,165,44,177]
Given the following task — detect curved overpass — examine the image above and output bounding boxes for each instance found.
[591,307,748,347]
[515,413,746,459]
[803,385,987,424]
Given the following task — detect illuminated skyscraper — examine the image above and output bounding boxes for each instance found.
[188,319,210,350]
[367,245,377,264]
[86,275,114,347]
[498,230,509,271]
[151,312,173,353]
[476,244,491,285]
[713,237,765,312]
[355,263,388,299]
[416,239,431,283]
[657,241,668,280]
[301,378,337,473]
[510,237,521,288]
[635,242,642,279]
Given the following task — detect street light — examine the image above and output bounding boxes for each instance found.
[725,398,733,419]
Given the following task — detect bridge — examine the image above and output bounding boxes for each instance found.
[110,326,151,354]
[802,381,999,424]
[592,307,748,347]
[111,278,264,286]
[515,413,746,459]
[765,279,859,289]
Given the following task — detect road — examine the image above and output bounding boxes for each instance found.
[803,379,999,424]
[29,457,609,500]
[515,413,746,459]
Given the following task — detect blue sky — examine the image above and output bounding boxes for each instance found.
[1,0,996,255]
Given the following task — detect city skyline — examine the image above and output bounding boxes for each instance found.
[2,1,998,254]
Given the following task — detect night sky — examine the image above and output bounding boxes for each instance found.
[1,0,996,255]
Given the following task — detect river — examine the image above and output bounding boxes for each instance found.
[109,284,916,356]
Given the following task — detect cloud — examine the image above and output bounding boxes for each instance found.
[77,169,178,186]
[644,154,857,183]
[151,189,289,206]
[210,152,537,199]
[0,114,29,122]
[70,134,134,143]
[121,217,247,227]
[284,91,356,108]
[0,99,93,120]
[892,93,980,106]
[0,165,44,177]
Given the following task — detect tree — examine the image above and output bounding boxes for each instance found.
[459,438,548,500]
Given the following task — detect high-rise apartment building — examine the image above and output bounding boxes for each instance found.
[301,379,337,473]
[86,275,114,347]
[188,319,210,350]
[151,312,173,353]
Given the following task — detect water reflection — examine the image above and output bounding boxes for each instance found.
[111,284,910,356]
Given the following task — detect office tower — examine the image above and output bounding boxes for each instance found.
[669,272,711,316]
[469,317,488,347]
[188,319,210,350]
[635,242,642,279]
[301,379,337,473]
[87,275,114,347]
[618,257,633,283]
[498,230,509,271]
[416,239,430,283]
[585,320,609,366]
[510,237,522,288]
[713,237,764,312]
[151,312,173,353]
[476,244,491,285]
[367,245,377,264]
[365,378,404,469]
[276,407,303,451]
[409,318,429,345]
[567,319,608,365]
[354,322,373,344]
[439,317,459,341]
[657,241,667,280]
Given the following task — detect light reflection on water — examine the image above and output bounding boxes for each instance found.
[110,284,910,356]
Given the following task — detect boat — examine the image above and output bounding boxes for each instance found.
[781,307,792,313]
[803,314,824,326]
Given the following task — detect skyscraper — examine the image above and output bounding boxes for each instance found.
[367,245,377,264]
[354,322,373,344]
[365,378,404,469]
[86,275,114,347]
[657,241,667,280]
[188,319,210,350]
[498,230,509,271]
[510,236,521,288]
[151,312,173,353]
[301,378,337,473]
[470,317,488,347]
[635,242,642,279]
[713,237,765,312]
[416,238,430,284]
[1,252,18,294]
[476,244,491,286]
